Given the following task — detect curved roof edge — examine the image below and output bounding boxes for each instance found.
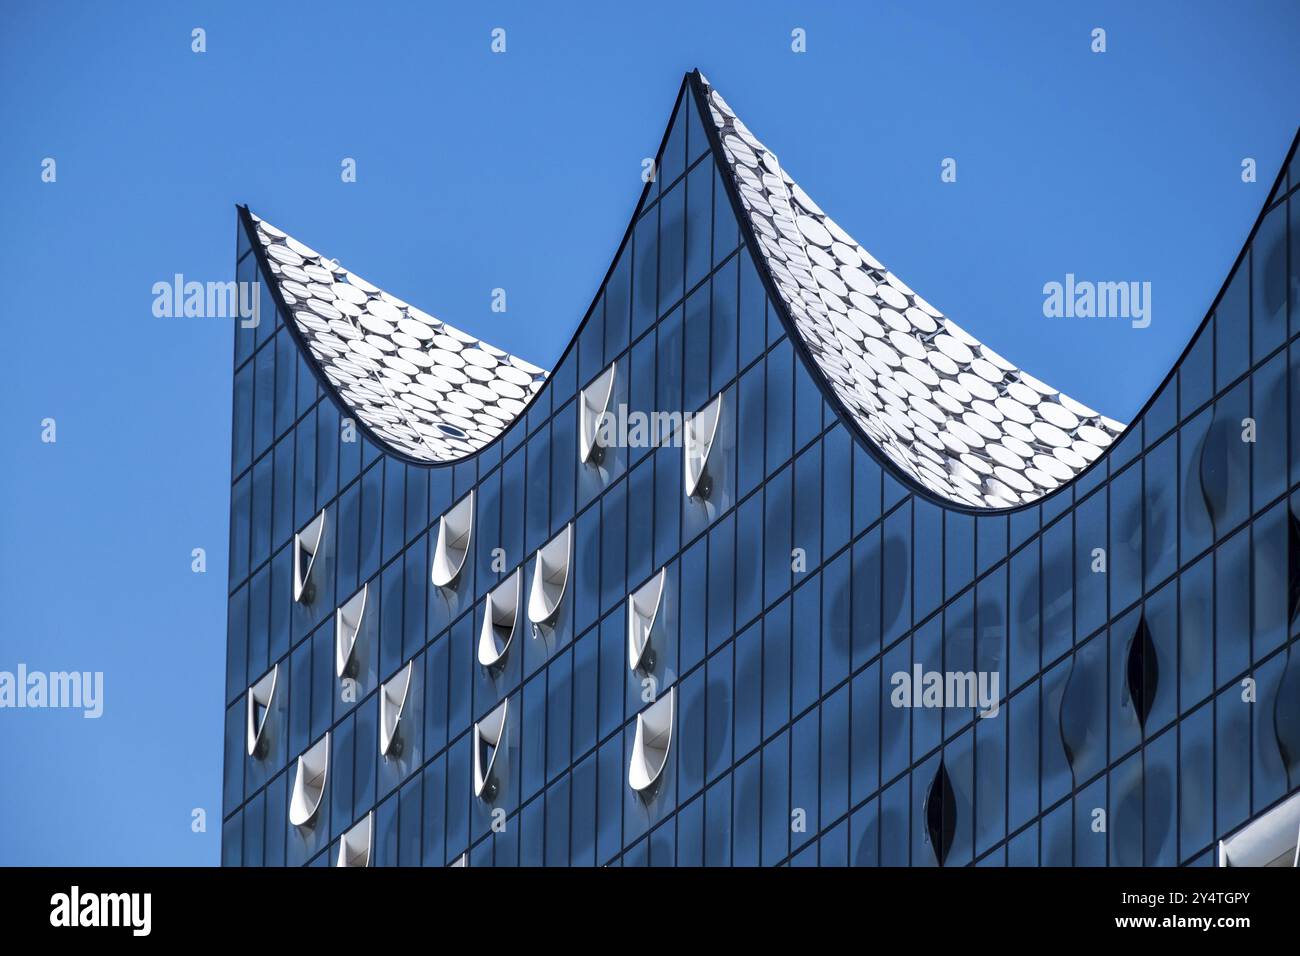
[236,76,697,470]
[241,208,547,463]
[690,69,1299,513]
[242,71,1298,516]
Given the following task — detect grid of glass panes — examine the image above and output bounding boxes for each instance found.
[223,86,1300,866]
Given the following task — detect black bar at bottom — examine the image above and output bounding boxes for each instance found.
[0,865,1284,940]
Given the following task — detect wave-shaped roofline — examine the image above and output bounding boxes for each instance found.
[239,70,1299,515]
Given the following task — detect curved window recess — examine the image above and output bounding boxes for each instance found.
[1199,414,1250,536]
[1125,615,1159,730]
[924,759,958,866]
[1218,790,1300,866]
[527,523,573,630]
[1198,425,1228,531]
[288,733,330,828]
[628,686,675,796]
[1058,645,1104,775]
[336,812,373,868]
[479,568,522,671]
[430,491,475,589]
[245,665,278,758]
[335,584,368,679]
[1288,508,1300,625]
[473,698,509,801]
[379,661,415,757]
[627,569,667,673]
[1276,649,1300,784]
[578,363,617,466]
[683,393,723,500]
[293,510,326,604]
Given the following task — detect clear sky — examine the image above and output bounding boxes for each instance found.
[0,1,1296,865]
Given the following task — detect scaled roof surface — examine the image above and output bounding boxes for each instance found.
[250,213,548,462]
[697,73,1125,509]
[249,72,1126,508]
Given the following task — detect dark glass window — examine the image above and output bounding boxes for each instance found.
[1217,263,1252,390]
[764,466,792,604]
[658,184,685,313]
[685,160,712,293]
[710,255,738,393]
[1252,202,1289,362]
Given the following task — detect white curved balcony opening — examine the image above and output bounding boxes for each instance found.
[578,363,617,466]
[379,661,414,758]
[627,569,666,673]
[527,523,573,630]
[629,686,675,796]
[473,698,509,801]
[1218,790,1300,867]
[684,393,723,500]
[479,568,522,670]
[430,491,475,589]
[245,665,278,758]
[337,812,373,868]
[335,584,368,679]
[293,510,326,604]
[288,733,330,828]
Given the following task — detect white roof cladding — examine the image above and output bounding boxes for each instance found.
[699,74,1125,509]
[250,72,1125,509]
[249,214,547,463]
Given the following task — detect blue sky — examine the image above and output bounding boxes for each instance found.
[0,1,1295,865]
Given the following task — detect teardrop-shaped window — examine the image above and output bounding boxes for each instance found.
[1126,615,1159,730]
[288,733,330,828]
[431,491,475,589]
[1273,647,1300,783]
[335,584,367,679]
[378,661,414,757]
[629,687,676,797]
[473,698,509,800]
[627,568,666,673]
[337,812,372,868]
[293,511,326,604]
[924,759,957,866]
[245,665,278,758]
[683,393,722,499]
[527,524,572,629]
[579,364,617,466]
[1287,508,1300,625]
[479,568,522,670]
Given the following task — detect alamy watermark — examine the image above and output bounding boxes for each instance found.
[890,665,1000,719]
[152,274,260,328]
[50,886,150,936]
[594,403,700,449]
[1042,274,1151,328]
[0,664,103,718]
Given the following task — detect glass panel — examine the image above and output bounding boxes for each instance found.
[882,504,912,647]
[1215,261,1250,390]
[1108,465,1142,615]
[685,160,712,293]
[765,339,793,473]
[1252,201,1288,363]
[658,184,685,313]
[1252,351,1288,508]
[764,466,792,605]
[631,209,658,339]
[1144,435,1177,589]
[710,255,738,393]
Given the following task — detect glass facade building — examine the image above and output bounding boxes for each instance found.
[223,73,1300,867]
